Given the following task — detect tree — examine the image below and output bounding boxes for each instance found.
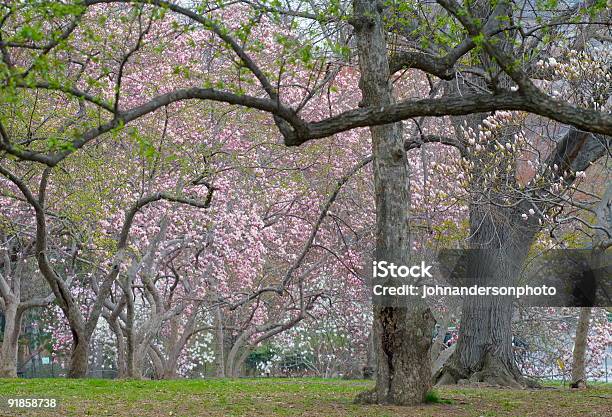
[0,178,81,377]
[0,229,55,377]
[570,306,592,388]
[571,184,612,388]
[409,1,612,387]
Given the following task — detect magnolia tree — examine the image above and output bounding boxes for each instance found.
[0,170,90,377]
[0,210,55,377]
[1,0,611,405]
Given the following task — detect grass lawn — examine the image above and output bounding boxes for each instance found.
[0,378,610,417]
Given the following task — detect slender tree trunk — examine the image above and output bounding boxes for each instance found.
[236,347,252,377]
[161,317,180,379]
[431,310,452,364]
[128,318,163,379]
[123,280,140,379]
[0,303,22,378]
[363,331,375,379]
[107,316,126,378]
[570,307,592,388]
[352,0,434,405]
[215,305,226,377]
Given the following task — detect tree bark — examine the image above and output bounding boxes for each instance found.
[162,356,178,380]
[570,185,609,388]
[148,345,164,379]
[352,0,434,405]
[161,317,180,379]
[0,303,23,378]
[105,314,127,378]
[570,307,592,388]
[436,206,538,387]
[128,345,146,379]
[226,330,248,378]
[67,330,90,378]
[215,304,226,377]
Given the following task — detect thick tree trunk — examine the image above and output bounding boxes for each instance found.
[67,331,90,378]
[0,303,22,378]
[352,0,434,405]
[436,207,538,387]
[161,317,180,379]
[225,337,243,378]
[433,1,542,388]
[361,307,435,404]
[437,290,522,387]
[127,346,146,379]
[162,356,178,379]
[570,307,592,388]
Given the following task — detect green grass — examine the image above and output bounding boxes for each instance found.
[424,389,453,404]
[0,378,609,416]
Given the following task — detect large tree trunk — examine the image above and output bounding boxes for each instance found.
[226,330,248,378]
[570,307,592,388]
[67,330,90,378]
[162,355,178,379]
[437,289,521,387]
[436,206,538,387]
[0,303,23,378]
[352,0,434,405]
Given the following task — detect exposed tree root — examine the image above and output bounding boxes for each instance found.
[354,388,378,404]
[570,379,587,389]
[434,352,540,389]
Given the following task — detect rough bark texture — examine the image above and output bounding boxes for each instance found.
[434,3,539,384]
[0,303,23,377]
[161,316,182,379]
[67,331,90,378]
[107,315,127,378]
[435,205,539,387]
[570,307,592,388]
[352,0,434,405]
